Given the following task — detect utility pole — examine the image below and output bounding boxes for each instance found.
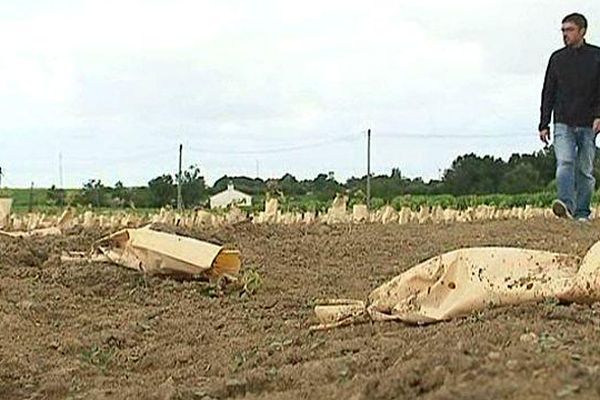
[28,182,34,213]
[177,144,183,210]
[256,160,259,178]
[59,153,64,207]
[59,152,63,188]
[0,167,3,188]
[367,129,371,209]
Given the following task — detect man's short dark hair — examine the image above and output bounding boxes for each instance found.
[562,13,588,30]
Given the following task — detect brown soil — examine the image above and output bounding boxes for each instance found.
[2,219,600,399]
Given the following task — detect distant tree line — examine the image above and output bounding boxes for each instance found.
[45,146,600,209]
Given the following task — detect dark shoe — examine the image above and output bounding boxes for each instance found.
[552,200,572,219]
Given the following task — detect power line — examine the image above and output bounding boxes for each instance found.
[189,130,537,157]
[57,149,175,169]
[376,132,534,139]
[0,128,543,188]
[188,133,361,155]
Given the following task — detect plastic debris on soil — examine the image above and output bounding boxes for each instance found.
[0,198,13,229]
[314,241,600,329]
[62,226,241,279]
[0,207,74,238]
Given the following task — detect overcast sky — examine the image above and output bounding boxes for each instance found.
[0,0,597,187]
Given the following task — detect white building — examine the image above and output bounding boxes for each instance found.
[209,183,252,209]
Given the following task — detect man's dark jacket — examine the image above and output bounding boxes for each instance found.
[539,42,600,131]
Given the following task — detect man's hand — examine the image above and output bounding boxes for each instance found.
[593,118,600,134]
[539,128,551,145]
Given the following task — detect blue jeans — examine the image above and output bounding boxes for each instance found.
[553,123,597,218]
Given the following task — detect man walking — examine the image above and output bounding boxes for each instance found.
[539,13,600,221]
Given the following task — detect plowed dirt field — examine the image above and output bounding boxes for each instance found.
[2,219,600,399]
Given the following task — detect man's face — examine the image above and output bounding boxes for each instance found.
[562,21,585,47]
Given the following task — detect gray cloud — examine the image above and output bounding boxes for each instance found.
[0,0,597,187]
